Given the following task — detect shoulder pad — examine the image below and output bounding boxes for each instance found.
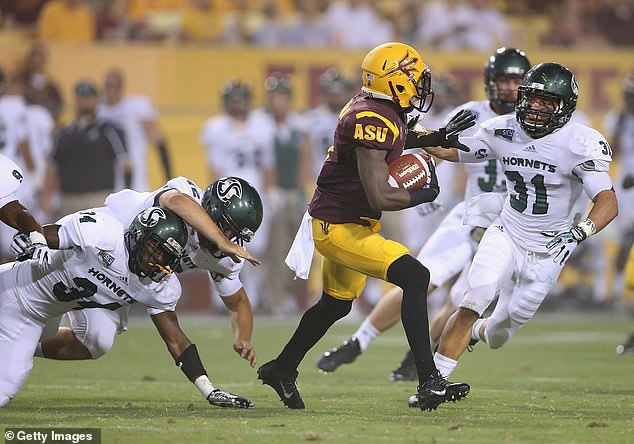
[568,124,612,162]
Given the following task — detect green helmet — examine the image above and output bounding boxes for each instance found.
[484,47,531,114]
[201,177,263,245]
[125,206,188,282]
[516,62,578,138]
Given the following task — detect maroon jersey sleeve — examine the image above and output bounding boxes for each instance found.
[308,92,407,225]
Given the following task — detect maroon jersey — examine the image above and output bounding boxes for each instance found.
[308,92,407,225]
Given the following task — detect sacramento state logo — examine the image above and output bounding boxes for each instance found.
[138,207,167,227]
[217,177,243,202]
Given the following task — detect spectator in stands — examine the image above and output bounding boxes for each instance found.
[540,0,607,48]
[417,0,510,52]
[17,42,64,125]
[179,0,223,43]
[258,73,310,314]
[98,68,172,191]
[282,0,332,48]
[96,0,131,42]
[324,0,393,50]
[0,0,48,33]
[37,0,96,43]
[42,80,130,217]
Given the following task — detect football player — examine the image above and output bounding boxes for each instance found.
[0,68,37,261]
[200,80,275,307]
[258,41,475,412]
[22,177,262,377]
[420,62,618,397]
[1,153,50,264]
[0,206,254,408]
[316,47,531,381]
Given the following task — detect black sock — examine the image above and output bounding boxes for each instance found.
[275,292,352,375]
[387,254,436,385]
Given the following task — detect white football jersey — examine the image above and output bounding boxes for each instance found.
[444,101,507,201]
[0,153,23,209]
[98,96,158,191]
[459,115,612,252]
[4,208,181,321]
[0,95,29,164]
[301,105,339,180]
[200,112,275,193]
[105,176,244,297]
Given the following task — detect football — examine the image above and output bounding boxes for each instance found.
[388,152,431,190]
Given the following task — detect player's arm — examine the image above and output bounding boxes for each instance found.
[150,310,254,408]
[158,189,261,266]
[576,163,618,235]
[424,135,492,163]
[356,147,439,211]
[0,200,42,234]
[143,119,173,180]
[220,287,256,367]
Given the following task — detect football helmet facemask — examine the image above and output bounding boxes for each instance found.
[125,207,188,282]
[484,47,531,114]
[201,177,263,246]
[516,62,578,139]
[361,42,433,113]
[221,79,252,116]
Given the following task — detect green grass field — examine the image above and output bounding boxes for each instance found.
[1,312,633,444]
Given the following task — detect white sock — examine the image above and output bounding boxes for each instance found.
[434,352,458,379]
[194,375,216,399]
[353,318,379,352]
[472,319,486,342]
[34,342,44,357]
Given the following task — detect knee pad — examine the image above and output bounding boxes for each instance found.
[319,292,353,321]
[66,311,116,359]
[387,255,430,292]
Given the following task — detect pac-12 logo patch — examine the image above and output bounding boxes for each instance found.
[138,207,167,227]
[217,177,242,202]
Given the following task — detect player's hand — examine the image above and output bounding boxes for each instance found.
[421,159,440,199]
[541,230,579,266]
[444,109,477,138]
[622,174,634,190]
[233,340,257,367]
[217,238,261,266]
[11,232,52,265]
[416,201,442,216]
[207,389,255,409]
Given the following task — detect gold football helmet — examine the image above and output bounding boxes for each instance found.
[361,42,433,112]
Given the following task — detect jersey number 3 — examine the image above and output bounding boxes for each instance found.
[505,171,549,215]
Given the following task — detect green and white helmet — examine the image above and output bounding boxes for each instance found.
[202,177,263,245]
[516,62,578,138]
[125,206,188,282]
[484,47,531,114]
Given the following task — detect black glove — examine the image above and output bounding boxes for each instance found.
[425,159,440,196]
[405,110,475,151]
[623,174,634,190]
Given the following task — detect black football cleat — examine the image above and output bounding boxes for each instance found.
[389,349,417,382]
[616,332,634,355]
[207,389,254,408]
[466,338,479,353]
[257,360,305,409]
[409,370,470,411]
[316,337,361,373]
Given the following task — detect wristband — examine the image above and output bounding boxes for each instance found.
[29,231,47,246]
[408,187,439,206]
[570,218,596,242]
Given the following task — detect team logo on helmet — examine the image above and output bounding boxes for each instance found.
[138,207,167,227]
[217,177,243,202]
[385,51,418,79]
[571,75,579,95]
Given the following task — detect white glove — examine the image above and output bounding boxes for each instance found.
[542,230,579,266]
[11,231,52,265]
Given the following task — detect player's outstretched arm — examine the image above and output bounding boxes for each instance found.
[151,310,255,408]
[158,189,261,265]
[221,287,256,367]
